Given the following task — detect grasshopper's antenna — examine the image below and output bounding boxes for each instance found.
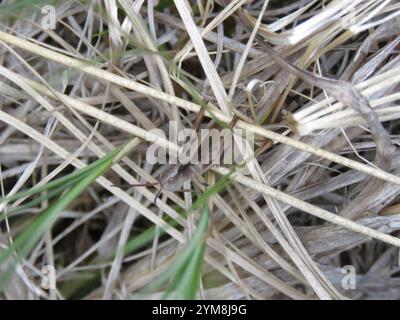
[110,181,160,188]
[128,182,160,187]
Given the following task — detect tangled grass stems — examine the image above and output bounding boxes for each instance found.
[1,0,400,300]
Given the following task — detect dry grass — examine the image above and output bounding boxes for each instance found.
[0,0,400,300]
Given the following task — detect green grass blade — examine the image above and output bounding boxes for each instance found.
[165,205,208,299]
[0,0,59,14]
[171,243,206,299]
[139,205,208,299]
[0,146,122,291]
[0,147,121,205]
[0,173,86,221]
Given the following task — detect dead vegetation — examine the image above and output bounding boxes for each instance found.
[0,0,400,300]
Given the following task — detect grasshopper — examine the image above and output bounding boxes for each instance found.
[124,113,240,205]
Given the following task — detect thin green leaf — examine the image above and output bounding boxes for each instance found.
[0,146,122,291]
[165,205,208,299]
[0,146,121,205]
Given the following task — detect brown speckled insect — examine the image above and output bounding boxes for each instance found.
[131,163,208,205]
[127,114,239,204]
